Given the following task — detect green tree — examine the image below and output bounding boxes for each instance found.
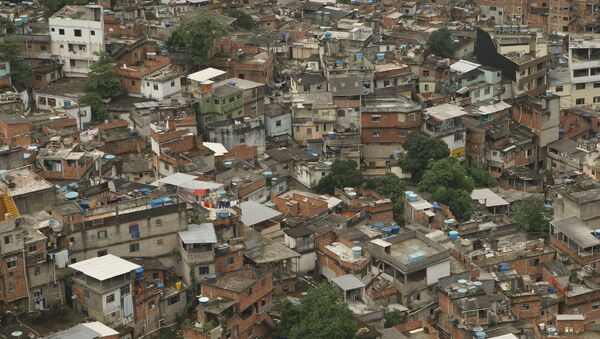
[317,160,363,195]
[418,157,476,221]
[278,283,357,339]
[384,309,404,328]
[365,173,406,224]
[0,37,31,90]
[224,9,254,30]
[87,51,122,99]
[512,197,549,235]
[427,28,455,58]
[167,13,228,65]
[466,165,496,188]
[79,93,108,123]
[0,17,15,34]
[399,132,450,181]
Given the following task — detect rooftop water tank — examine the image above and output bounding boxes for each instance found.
[157,282,165,289]
[198,297,210,305]
[376,53,385,61]
[449,230,459,241]
[474,281,483,289]
[372,222,385,229]
[473,327,484,333]
[456,288,467,296]
[262,171,273,178]
[404,191,414,199]
[104,154,116,161]
[595,229,600,237]
[474,331,486,339]
[407,193,417,202]
[457,279,467,286]
[547,327,557,336]
[391,225,400,234]
[383,227,393,237]
[80,200,89,209]
[205,274,217,283]
[135,267,144,280]
[355,51,363,61]
[392,150,402,160]
[352,246,362,258]
[545,90,553,97]
[65,191,79,200]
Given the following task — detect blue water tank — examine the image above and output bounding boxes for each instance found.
[162,197,174,205]
[80,200,89,209]
[376,52,385,61]
[104,154,116,161]
[20,15,28,24]
[391,225,400,234]
[355,52,363,61]
[23,153,31,159]
[594,229,600,237]
[135,267,144,280]
[14,19,22,27]
[408,252,425,263]
[407,193,417,202]
[475,331,486,339]
[324,31,333,39]
[457,288,467,296]
[383,227,393,237]
[157,282,165,289]
[150,198,164,208]
[404,191,414,199]
[372,222,385,229]
[129,130,138,137]
[263,171,273,178]
[139,187,151,196]
[474,281,483,289]
[352,246,362,257]
[473,327,484,333]
[65,191,79,200]
[449,230,459,241]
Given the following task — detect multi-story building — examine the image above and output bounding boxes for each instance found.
[367,230,451,318]
[51,194,187,262]
[475,27,549,98]
[183,268,275,339]
[361,97,422,175]
[422,103,468,161]
[49,5,105,76]
[568,34,600,108]
[291,92,337,146]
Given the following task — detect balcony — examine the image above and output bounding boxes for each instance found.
[422,123,465,138]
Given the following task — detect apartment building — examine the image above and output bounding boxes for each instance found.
[422,103,468,161]
[361,97,422,175]
[49,5,105,76]
[476,27,549,98]
[51,194,187,262]
[291,92,337,146]
[568,34,600,108]
[69,255,139,327]
[183,268,275,339]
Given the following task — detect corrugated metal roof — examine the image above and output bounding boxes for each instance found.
[332,274,365,291]
[158,173,198,186]
[240,201,282,226]
[551,217,600,249]
[188,67,226,83]
[450,59,481,74]
[178,223,217,244]
[471,188,509,207]
[68,254,140,281]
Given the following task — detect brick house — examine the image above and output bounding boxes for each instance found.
[0,114,32,148]
[183,268,275,339]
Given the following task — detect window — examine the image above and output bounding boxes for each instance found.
[407,113,416,121]
[371,115,381,122]
[6,257,17,269]
[198,266,210,275]
[91,30,95,36]
[97,230,107,240]
[51,28,55,32]
[106,294,115,303]
[171,80,175,87]
[229,97,235,103]
[35,75,42,81]
[84,289,90,298]
[593,302,599,311]
[148,301,156,310]
[247,287,253,296]
[474,90,481,98]
[168,294,181,305]
[595,83,600,88]
[27,244,37,253]
[484,87,491,95]
[275,120,281,127]
[97,250,107,257]
[129,224,140,239]
[454,133,464,142]
[121,285,130,295]
[153,84,158,90]
[423,70,429,77]
[576,98,585,105]
[226,257,234,266]
[3,235,11,244]
[74,29,81,37]
[214,99,220,104]
[81,306,89,317]
[34,267,41,275]
[372,130,380,137]
[152,272,160,280]
[130,243,140,252]
[575,83,586,90]
[555,85,563,92]
[156,238,164,246]
[59,28,65,35]
[522,303,529,310]
[525,149,532,158]
[155,219,162,226]
[240,138,245,143]
[594,96,600,104]
[131,80,136,86]
[337,110,345,117]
